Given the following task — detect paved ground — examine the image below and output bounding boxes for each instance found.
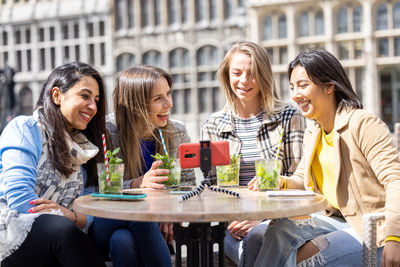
[171,253,237,267]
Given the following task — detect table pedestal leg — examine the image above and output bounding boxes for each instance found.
[173,222,227,267]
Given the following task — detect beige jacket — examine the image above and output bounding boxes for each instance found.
[287,108,400,247]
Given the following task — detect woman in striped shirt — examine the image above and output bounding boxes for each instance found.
[201,41,306,267]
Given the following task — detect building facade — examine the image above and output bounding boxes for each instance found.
[248,0,400,130]
[113,0,247,140]
[0,0,114,129]
[1,0,399,136]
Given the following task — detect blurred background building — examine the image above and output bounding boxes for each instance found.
[0,0,399,137]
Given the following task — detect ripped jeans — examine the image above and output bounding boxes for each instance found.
[254,214,383,267]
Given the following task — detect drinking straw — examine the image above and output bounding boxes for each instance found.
[274,130,285,168]
[158,129,168,156]
[102,134,111,186]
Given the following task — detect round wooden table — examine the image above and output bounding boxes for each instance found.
[74,187,327,267]
[73,187,327,222]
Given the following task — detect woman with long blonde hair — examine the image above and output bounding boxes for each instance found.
[89,65,195,267]
[201,41,306,266]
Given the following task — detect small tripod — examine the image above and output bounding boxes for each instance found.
[178,141,240,201]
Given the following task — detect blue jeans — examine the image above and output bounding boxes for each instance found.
[89,217,172,267]
[254,214,383,267]
[225,220,270,267]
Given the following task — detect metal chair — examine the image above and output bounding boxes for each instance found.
[362,212,385,267]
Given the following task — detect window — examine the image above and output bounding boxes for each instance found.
[198,88,207,113]
[377,4,388,30]
[278,15,287,39]
[168,0,178,24]
[395,37,400,56]
[2,31,7,45]
[19,87,33,115]
[40,48,45,70]
[171,90,178,114]
[25,29,30,43]
[197,45,219,66]
[263,16,273,40]
[182,0,189,23]
[184,88,191,113]
[154,0,161,26]
[128,0,135,27]
[315,10,324,35]
[26,50,31,71]
[49,27,55,41]
[63,24,69,39]
[116,53,135,72]
[196,0,205,22]
[355,68,364,102]
[75,45,80,61]
[338,42,350,60]
[279,47,287,65]
[116,0,124,30]
[210,0,217,21]
[88,44,95,65]
[99,21,105,36]
[394,3,400,28]
[299,11,309,37]
[15,29,21,44]
[338,7,348,33]
[224,0,234,19]
[39,27,45,41]
[100,43,106,65]
[378,38,389,57]
[74,23,79,38]
[50,47,55,69]
[88,22,94,37]
[353,5,362,32]
[16,50,22,71]
[64,46,70,61]
[141,0,150,27]
[212,87,219,111]
[143,50,162,67]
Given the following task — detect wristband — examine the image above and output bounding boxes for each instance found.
[282,177,287,189]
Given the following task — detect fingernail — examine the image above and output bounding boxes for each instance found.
[29,200,35,205]
[28,208,34,213]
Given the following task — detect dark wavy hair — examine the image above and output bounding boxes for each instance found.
[288,49,362,111]
[35,62,107,183]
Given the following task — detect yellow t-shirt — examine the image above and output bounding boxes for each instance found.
[312,130,338,209]
[312,130,400,243]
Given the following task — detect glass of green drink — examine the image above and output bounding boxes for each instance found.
[216,154,240,187]
[255,159,280,190]
[97,163,124,194]
[162,159,181,188]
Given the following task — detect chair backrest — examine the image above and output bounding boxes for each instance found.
[395,123,400,152]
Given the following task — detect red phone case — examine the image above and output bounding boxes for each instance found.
[179,141,230,169]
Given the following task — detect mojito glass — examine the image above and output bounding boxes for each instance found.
[97,163,124,194]
[255,159,280,190]
[160,159,181,188]
[216,159,240,187]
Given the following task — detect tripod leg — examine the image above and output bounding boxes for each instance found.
[178,184,206,201]
[209,186,240,198]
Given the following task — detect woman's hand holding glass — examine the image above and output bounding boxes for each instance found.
[137,160,170,189]
[247,176,286,190]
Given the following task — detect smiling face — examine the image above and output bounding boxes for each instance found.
[229,52,261,106]
[290,65,335,124]
[52,75,100,130]
[148,77,173,128]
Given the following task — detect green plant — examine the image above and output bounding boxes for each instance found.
[255,162,279,190]
[217,154,241,186]
[98,147,124,194]
[151,153,180,187]
[106,147,124,164]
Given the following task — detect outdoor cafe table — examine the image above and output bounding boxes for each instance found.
[73,187,327,267]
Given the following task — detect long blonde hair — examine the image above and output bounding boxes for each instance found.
[113,65,173,178]
[217,41,285,114]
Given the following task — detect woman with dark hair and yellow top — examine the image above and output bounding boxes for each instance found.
[251,49,400,266]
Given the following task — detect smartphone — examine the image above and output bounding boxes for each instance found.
[179,141,230,169]
[91,192,147,200]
